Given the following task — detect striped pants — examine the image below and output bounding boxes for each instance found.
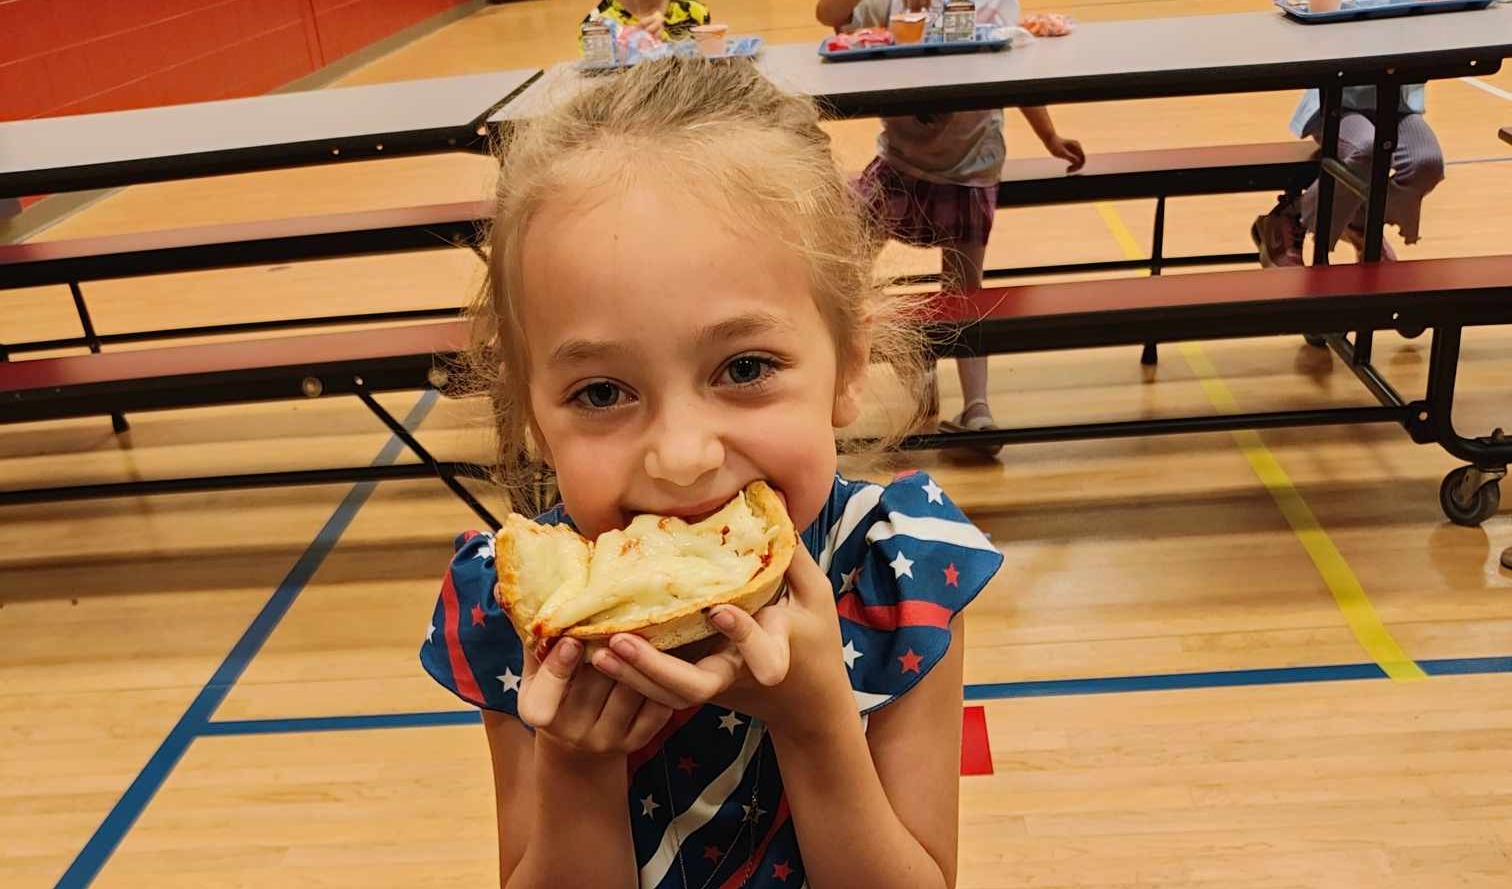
[1300,111,1445,248]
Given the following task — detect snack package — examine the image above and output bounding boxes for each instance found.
[1019,12,1074,37]
[825,27,897,51]
[618,25,678,63]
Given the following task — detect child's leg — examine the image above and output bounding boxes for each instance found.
[1299,111,1374,253]
[1382,113,1445,245]
[943,240,991,425]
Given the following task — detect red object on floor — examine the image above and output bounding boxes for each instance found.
[960,705,993,776]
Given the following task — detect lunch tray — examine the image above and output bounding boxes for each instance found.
[579,35,764,72]
[818,26,1011,62]
[1275,0,1495,25]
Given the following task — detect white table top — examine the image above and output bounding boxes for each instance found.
[494,6,1512,121]
[1,69,540,198]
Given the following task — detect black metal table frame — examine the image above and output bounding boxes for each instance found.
[0,207,495,435]
[0,355,505,530]
[888,275,1512,526]
[836,48,1511,524]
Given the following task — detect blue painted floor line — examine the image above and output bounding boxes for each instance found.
[55,391,439,889]
[194,653,1512,737]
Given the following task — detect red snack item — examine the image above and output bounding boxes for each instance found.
[826,27,897,51]
[1020,13,1074,37]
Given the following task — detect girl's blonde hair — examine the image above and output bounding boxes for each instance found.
[466,57,926,514]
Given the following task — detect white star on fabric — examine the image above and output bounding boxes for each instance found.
[889,552,914,579]
[425,623,435,643]
[497,668,521,693]
[841,640,863,669]
[922,479,944,504]
[718,711,744,734]
[742,802,768,823]
[474,535,495,560]
[839,568,862,593]
[641,794,660,818]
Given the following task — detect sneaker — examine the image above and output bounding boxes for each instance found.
[1251,197,1304,268]
[1341,226,1397,262]
[939,399,1003,458]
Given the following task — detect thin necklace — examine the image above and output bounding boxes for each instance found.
[659,726,765,889]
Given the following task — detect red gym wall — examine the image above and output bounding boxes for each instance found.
[0,0,470,122]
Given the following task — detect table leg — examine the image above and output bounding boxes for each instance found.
[1351,81,1401,367]
[1312,83,1343,267]
[1361,81,1399,263]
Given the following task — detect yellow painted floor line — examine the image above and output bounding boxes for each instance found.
[1092,202,1427,681]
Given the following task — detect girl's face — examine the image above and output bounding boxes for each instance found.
[517,184,862,539]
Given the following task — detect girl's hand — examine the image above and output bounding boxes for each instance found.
[516,637,674,756]
[638,10,666,38]
[588,546,855,734]
[1043,134,1086,172]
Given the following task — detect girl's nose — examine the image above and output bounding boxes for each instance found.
[643,402,725,487]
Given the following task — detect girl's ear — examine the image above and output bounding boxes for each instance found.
[831,337,869,429]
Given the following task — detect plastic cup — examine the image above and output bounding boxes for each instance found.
[693,23,729,57]
[889,13,927,44]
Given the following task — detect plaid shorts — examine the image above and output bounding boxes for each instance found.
[856,157,999,248]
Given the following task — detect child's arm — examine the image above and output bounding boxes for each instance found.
[818,0,928,29]
[1019,106,1086,171]
[486,639,672,889]
[769,616,967,889]
[815,0,864,28]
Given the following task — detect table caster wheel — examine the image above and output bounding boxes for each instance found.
[1440,466,1502,527]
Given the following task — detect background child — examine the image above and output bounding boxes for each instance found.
[584,0,711,42]
[421,58,1003,888]
[1253,83,1444,268]
[817,0,1084,450]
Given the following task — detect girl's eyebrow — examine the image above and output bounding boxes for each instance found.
[698,311,793,345]
[549,312,792,368]
[548,338,631,368]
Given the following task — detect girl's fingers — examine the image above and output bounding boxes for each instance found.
[593,681,646,738]
[604,633,735,702]
[591,648,696,710]
[709,606,789,687]
[552,662,617,739]
[624,701,674,751]
[516,638,582,728]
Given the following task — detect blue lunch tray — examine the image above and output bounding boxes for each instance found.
[579,35,764,72]
[818,25,1011,62]
[1275,0,1495,24]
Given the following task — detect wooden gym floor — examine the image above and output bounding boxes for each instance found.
[3,1,1512,886]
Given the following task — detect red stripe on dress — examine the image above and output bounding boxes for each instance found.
[836,592,953,630]
[626,706,702,776]
[719,794,792,889]
[440,570,485,704]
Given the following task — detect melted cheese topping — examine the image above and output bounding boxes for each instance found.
[501,515,589,614]
[523,491,776,633]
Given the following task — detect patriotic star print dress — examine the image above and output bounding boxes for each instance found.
[421,471,1002,888]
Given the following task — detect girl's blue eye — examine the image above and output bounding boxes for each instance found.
[575,381,623,409]
[725,353,780,385]
[726,356,767,385]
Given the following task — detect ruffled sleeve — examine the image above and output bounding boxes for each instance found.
[806,471,1003,715]
[419,506,570,716]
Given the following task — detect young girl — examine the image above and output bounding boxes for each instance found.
[817,0,1084,449]
[420,58,1002,888]
[1252,83,1444,268]
[584,0,711,43]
